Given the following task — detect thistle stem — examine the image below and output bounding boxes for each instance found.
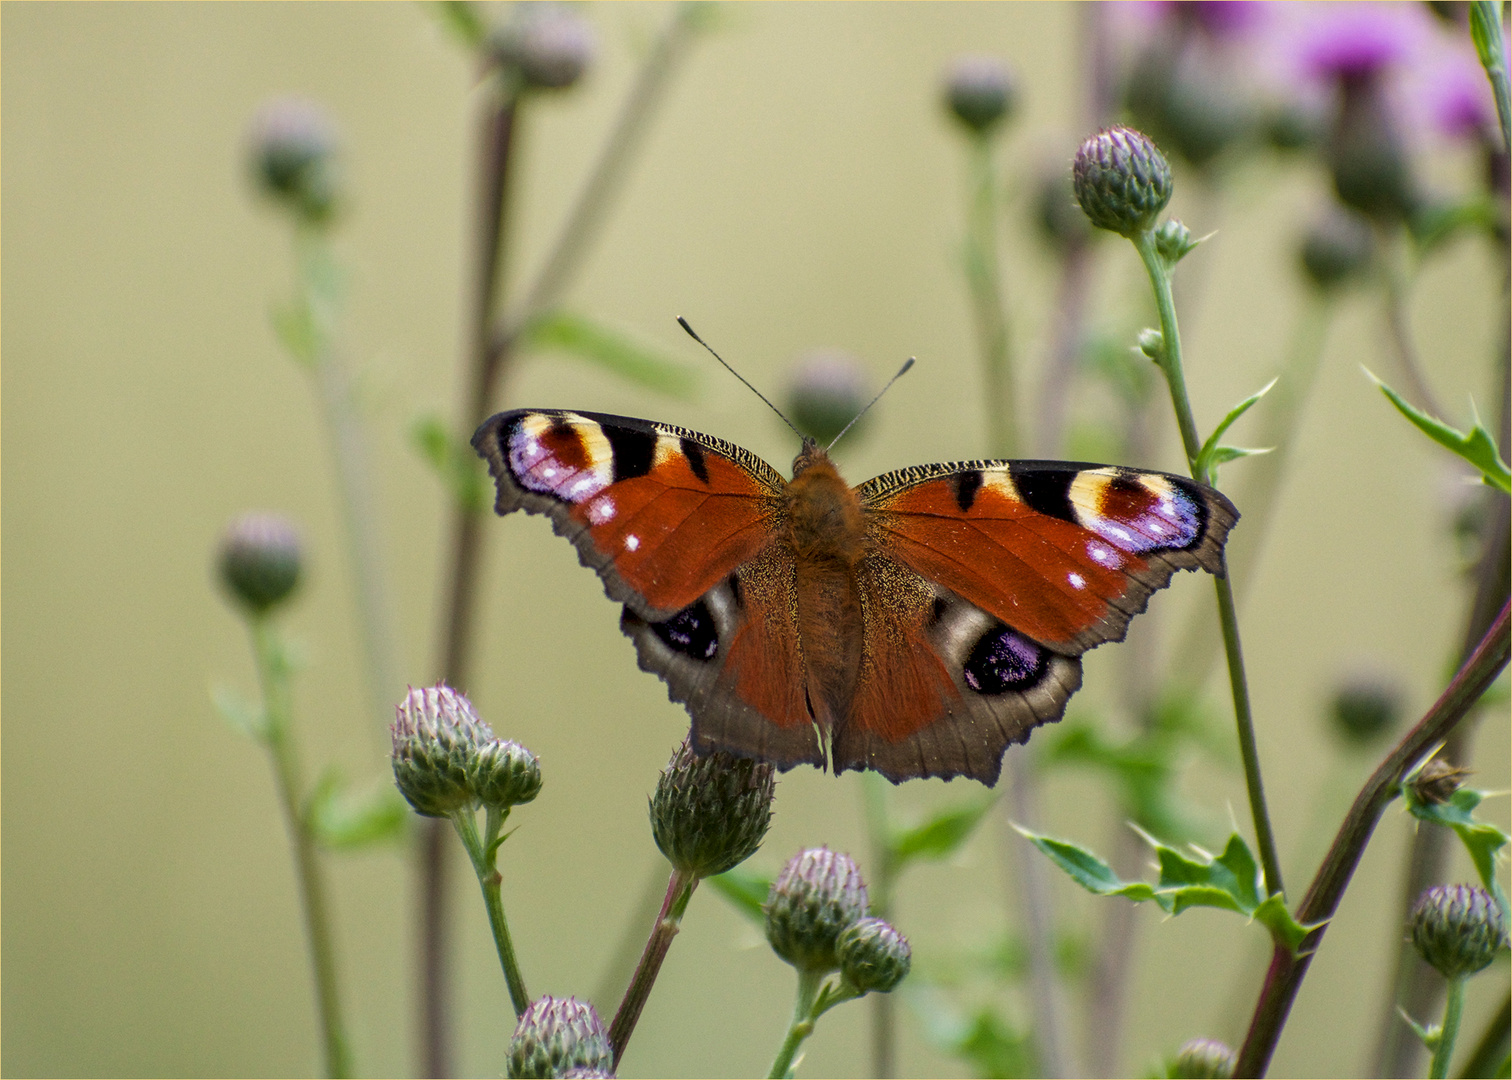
[1234,601,1510,1077]
[608,868,698,1069]
[451,806,529,1017]
[768,970,825,1080]
[1131,229,1284,902]
[250,618,353,1079]
[860,772,897,1078]
[1430,977,1468,1080]
[963,133,1018,458]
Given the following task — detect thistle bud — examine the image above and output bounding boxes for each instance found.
[390,684,493,818]
[785,350,869,447]
[1405,758,1471,807]
[1328,671,1402,746]
[764,847,869,974]
[1299,209,1374,292]
[1032,167,1091,255]
[492,5,596,91]
[246,98,340,226]
[943,56,1018,135]
[651,738,775,879]
[837,917,911,994]
[1411,884,1507,979]
[1169,1037,1236,1078]
[506,996,613,1080]
[1325,71,1418,223]
[471,737,543,812]
[217,513,303,615]
[1073,126,1173,238]
[1153,219,1197,263]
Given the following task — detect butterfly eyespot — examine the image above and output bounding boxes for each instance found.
[650,600,719,661]
[963,625,1047,694]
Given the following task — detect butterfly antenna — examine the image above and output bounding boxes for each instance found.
[677,317,805,442]
[826,357,915,453]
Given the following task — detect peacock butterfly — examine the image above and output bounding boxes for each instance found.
[472,409,1237,786]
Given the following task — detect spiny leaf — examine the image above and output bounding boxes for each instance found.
[524,310,698,399]
[1402,767,1511,926]
[1195,378,1275,482]
[1367,370,1511,494]
[1018,826,1315,953]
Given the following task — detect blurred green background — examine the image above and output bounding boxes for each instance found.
[3,3,1507,1078]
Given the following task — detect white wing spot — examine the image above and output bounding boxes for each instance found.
[1068,572,1086,590]
[624,534,640,552]
[588,495,616,524]
[1087,540,1121,568]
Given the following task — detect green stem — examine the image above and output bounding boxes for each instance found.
[768,969,825,1080]
[251,619,353,1078]
[860,772,896,1078]
[1431,977,1468,1080]
[964,133,1018,458]
[452,806,530,1016]
[1130,230,1285,902]
[608,868,698,1069]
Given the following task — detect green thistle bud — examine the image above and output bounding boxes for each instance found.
[471,737,543,812]
[390,684,493,818]
[1073,126,1174,238]
[1299,209,1374,292]
[943,56,1017,135]
[506,996,613,1080]
[651,738,775,880]
[1411,884,1508,979]
[1169,1037,1236,1078]
[837,917,911,994]
[764,847,869,974]
[217,513,303,615]
[247,98,340,226]
[492,5,596,92]
[785,350,869,447]
[1138,328,1164,360]
[1153,219,1197,264]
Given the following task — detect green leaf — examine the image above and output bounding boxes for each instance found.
[411,413,487,512]
[1402,768,1511,926]
[890,795,998,868]
[707,864,771,925]
[1367,371,1512,494]
[307,771,409,851]
[1195,378,1276,482]
[1018,826,1316,953]
[524,310,698,399]
[953,1008,1037,1079]
[210,683,267,741]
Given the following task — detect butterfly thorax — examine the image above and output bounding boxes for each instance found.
[783,447,867,734]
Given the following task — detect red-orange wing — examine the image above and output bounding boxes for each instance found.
[830,460,1236,785]
[473,410,822,770]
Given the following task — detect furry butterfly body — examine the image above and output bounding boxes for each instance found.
[473,409,1237,786]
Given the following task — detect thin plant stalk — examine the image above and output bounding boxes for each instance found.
[290,228,405,741]
[860,772,897,1078]
[1429,976,1468,1080]
[608,868,698,1069]
[964,134,1018,459]
[450,805,530,1016]
[768,969,826,1080]
[1234,600,1511,1077]
[1469,0,1511,152]
[1131,228,1285,902]
[251,618,353,1079]
[425,13,701,1072]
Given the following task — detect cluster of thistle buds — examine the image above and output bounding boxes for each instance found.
[764,847,911,995]
[390,684,541,819]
